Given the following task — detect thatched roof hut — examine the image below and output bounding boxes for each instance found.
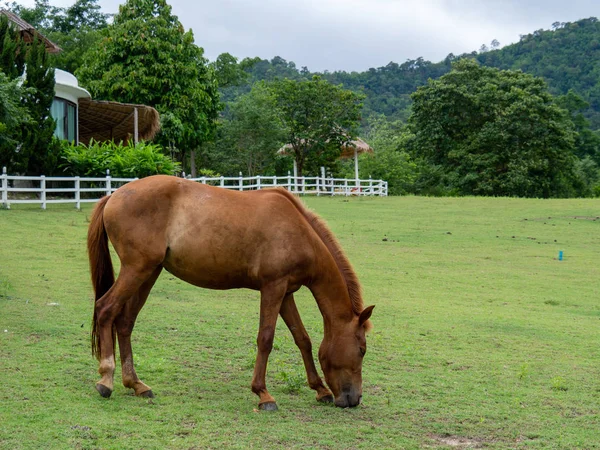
[78,99,160,145]
[0,9,61,53]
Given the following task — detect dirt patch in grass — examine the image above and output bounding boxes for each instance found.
[430,434,485,448]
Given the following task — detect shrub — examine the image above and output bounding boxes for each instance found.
[59,140,180,178]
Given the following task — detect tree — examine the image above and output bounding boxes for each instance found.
[410,59,579,198]
[0,13,58,174]
[555,90,600,163]
[0,72,31,168]
[220,82,287,176]
[19,35,59,175]
[212,52,249,89]
[6,0,111,74]
[270,76,364,176]
[76,0,220,171]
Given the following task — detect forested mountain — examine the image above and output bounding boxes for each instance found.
[477,17,600,129]
[230,17,600,129]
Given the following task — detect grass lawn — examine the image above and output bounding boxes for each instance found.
[0,195,599,449]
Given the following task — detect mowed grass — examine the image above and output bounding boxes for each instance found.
[0,195,599,449]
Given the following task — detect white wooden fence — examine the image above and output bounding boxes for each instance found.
[1,167,388,209]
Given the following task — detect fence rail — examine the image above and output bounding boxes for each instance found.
[1,167,387,209]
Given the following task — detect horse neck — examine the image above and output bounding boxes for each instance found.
[309,257,355,333]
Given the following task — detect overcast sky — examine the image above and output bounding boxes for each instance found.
[18,0,600,72]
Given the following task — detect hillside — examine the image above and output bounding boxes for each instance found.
[477,17,600,129]
[230,17,600,130]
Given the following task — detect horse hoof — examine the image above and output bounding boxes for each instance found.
[96,384,112,398]
[259,402,278,411]
[139,390,155,398]
[318,394,334,403]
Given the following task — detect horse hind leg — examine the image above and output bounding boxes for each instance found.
[115,265,162,398]
[279,294,333,403]
[94,266,157,398]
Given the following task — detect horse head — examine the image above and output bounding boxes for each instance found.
[318,305,374,408]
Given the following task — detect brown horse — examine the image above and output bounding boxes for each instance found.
[87,175,374,410]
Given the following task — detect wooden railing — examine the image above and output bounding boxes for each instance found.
[1,168,388,209]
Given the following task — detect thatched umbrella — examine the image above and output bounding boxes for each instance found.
[278,137,373,182]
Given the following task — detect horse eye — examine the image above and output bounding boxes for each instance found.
[359,347,366,356]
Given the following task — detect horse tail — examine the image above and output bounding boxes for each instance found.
[87,195,115,360]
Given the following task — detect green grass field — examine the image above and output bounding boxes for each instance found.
[1,196,599,449]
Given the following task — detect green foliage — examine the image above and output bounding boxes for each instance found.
[216,82,287,176]
[76,0,220,170]
[0,13,25,78]
[212,52,249,89]
[18,36,58,175]
[0,14,57,175]
[410,59,580,198]
[59,140,180,178]
[555,90,600,163]
[477,18,600,129]
[7,0,111,74]
[0,73,31,168]
[270,76,364,176]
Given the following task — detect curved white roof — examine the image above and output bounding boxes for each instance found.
[55,68,91,102]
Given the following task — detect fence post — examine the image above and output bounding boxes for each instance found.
[301,176,305,194]
[201,177,206,184]
[344,179,349,196]
[40,175,46,210]
[1,167,7,209]
[239,172,243,191]
[257,175,261,190]
[220,176,224,188]
[316,174,320,196]
[105,169,111,196]
[287,171,291,192]
[369,176,373,196]
[272,175,276,188]
[75,176,81,209]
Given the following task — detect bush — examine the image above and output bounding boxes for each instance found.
[59,140,181,178]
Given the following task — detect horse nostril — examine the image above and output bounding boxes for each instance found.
[346,394,351,407]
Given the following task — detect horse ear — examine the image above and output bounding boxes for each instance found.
[359,305,375,327]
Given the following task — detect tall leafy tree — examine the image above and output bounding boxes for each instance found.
[0,13,57,174]
[0,13,25,78]
[410,59,580,198]
[271,76,364,176]
[5,0,111,74]
[19,35,58,175]
[0,73,31,169]
[220,82,287,176]
[76,0,220,169]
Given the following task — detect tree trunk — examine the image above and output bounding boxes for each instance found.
[190,150,197,178]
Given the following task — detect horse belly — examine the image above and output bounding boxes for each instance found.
[162,239,261,291]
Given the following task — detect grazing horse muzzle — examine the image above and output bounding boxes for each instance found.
[334,388,362,408]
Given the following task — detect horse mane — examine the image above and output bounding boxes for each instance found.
[276,189,368,324]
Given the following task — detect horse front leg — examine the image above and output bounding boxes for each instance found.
[279,294,333,403]
[251,281,287,411]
